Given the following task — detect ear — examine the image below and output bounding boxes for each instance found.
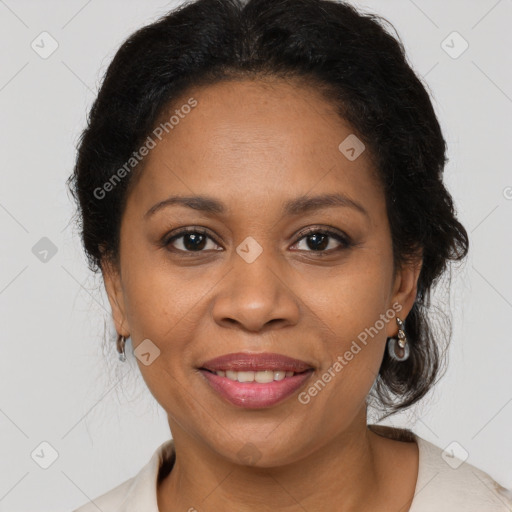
[100,255,130,337]
[385,251,423,338]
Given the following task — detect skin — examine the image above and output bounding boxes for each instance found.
[102,78,422,511]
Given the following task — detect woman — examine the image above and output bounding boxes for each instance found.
[69,0,512,510]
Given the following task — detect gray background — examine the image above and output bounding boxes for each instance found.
[0,0,511,510]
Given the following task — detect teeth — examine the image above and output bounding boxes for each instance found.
[216,369,298,382]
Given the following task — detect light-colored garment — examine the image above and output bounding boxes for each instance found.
[73,428,512,511]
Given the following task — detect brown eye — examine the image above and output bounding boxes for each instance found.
[292,228,352,253]
[164,228,222,253]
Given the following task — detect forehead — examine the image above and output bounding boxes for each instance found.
[127,78,383,217]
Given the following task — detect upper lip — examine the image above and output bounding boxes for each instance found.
[200,352,315,373]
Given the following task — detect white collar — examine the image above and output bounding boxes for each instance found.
[75,430,512,511]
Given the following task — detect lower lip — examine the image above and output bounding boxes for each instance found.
[199,369,314,409]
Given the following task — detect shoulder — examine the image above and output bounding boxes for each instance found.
[368,424,512,511]
[71,439,175,512]
[412,435,512,511]
[72,477,135,512]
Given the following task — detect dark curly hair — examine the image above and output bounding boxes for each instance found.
[67,0,469,417]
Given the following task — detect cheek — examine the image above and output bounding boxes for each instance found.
[123,267,198,344]
[118,228,190,335]
[119,253,215,386]
[318,248,394,335]
[119,258,203,409]
[301,248,394,395]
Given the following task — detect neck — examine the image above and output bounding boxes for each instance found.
[156,411,417,512]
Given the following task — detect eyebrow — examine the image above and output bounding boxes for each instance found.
[144,193,369,219]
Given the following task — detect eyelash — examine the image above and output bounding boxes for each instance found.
[162,226,353,256]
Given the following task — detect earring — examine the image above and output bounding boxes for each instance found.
[116,334,127,362]
[387,317,409,361]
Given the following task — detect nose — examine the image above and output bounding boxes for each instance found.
[211,247,301,333]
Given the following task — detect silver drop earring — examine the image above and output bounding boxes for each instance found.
[117,334,127,362]
[387,317,409,361]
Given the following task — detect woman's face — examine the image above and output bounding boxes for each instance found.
[103,78,421,466]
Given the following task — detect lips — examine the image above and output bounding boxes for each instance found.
[197,352,315,408]
[199,352,314,373]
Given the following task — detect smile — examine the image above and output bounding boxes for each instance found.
[199,368,314,408]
